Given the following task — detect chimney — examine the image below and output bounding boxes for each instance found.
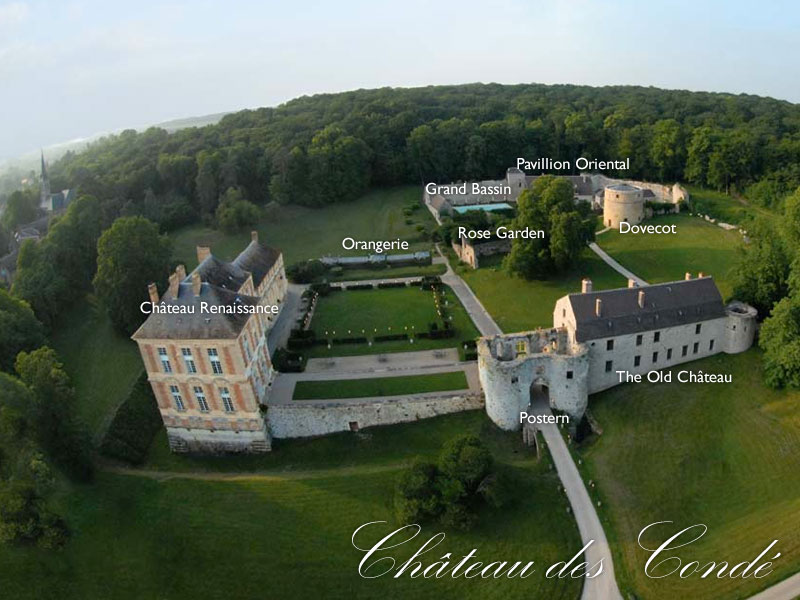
[148,283,159,304]
[581,278,593,294]
[168,272,180,298]
[192,272,202,297]
[627,278,637,288]
[698,272,705,278]
[176,264,187,280]
[638,290,646,309]
[196,246,211,264]
[250,230,259,243]
[595,298,602,318]
[685,272,692,280]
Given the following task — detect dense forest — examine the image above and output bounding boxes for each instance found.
[42,83,800,229]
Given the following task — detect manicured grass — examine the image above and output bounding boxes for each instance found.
[327,261,447,282]
[595,213,742,299]
[0,412,582,600]
[307,285,480,358]
[456,249,627,333]
[293,371,469,400]
[50,295,143,438]
[576,350,800,599]
[170,186,436,268]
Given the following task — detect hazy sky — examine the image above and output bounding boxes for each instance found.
[1,0,799,160]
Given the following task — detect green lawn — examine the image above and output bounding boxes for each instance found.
[171,186,436,268]
[50,295,143,438]
[327,261,447,282]
[456,249,627,333]
[293,371,469,400]
[576,350,800,599]
[688,185,777,226]
[307,285,480,358]
[0,412,582,600]
[595,213,742,299]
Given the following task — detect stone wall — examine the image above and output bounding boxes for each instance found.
[267,393,484,438]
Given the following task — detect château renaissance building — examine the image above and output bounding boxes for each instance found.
[132,232,287,453]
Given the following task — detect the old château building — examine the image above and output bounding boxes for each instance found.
[478,275,756,430]
[132,232,287,453]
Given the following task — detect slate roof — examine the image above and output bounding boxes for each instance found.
[567,277,725,342]
[190,255,250,290]
[132,282,260,340]
[233,241,280,287]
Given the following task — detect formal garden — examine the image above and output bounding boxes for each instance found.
[280,277,481,361]
[292,371,469,400]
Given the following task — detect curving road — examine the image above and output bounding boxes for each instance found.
[439,245,622,599]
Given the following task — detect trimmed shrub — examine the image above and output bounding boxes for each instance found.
[100,373,163,465]
[374,333,409,342]
[309,282,331,296]
[377,281,407,288]
[287,260,329,283]
[332,336,368,345]
[345,283,374,291]
[272,348,307,372]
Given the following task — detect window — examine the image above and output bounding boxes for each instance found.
[652,351,658,363]
[515,340,527,354]
[634,355,641,367]
[682,345,688,357]
[636,334,643,346]
[667,348,673,360]
[208,348,223,374]
[170,385,185,411]
[193,386,209,412]
[562,308,566,318]
[695,323,702,335]
[654,331,660,343]
[244,337,252,363]
[693,342,699,354]
[709,339,715,351]
[606,339,614,351]
[605,360,613,373]
[182,348,196,373]
[158,347,172,373]
[220,387,234,413]
[566,370,573,380]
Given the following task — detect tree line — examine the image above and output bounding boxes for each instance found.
[37,83,800,231]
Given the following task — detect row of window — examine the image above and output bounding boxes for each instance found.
[606,324,703,352]
[604,339,716,372]
[169,384,235,413]
[158,347,224,375]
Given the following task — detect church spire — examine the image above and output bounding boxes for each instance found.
[40,150,51,209]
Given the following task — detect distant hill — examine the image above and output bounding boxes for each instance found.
[0,111,231,185]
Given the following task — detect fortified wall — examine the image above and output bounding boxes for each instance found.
[477,328,589,429]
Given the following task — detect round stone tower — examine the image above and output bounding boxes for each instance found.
[723,301,758,354]
[603,183,645,228]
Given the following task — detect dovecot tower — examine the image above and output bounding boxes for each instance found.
[603,183,645,228]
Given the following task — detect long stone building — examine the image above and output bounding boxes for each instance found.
[478,275,756,430]
[132,232,287,453]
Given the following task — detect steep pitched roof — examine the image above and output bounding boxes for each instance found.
[567,277,725,342]
[132,282,259,340]
[190,255,250,291]
[233,241,280,287]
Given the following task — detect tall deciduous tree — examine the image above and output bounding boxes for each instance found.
[0,288,44,373]
[503,176,595,280]
[93,216,171,335]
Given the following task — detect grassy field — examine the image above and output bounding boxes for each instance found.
[293,371,469,400]
[456,249,627,333]
[50,295,143,438]
[171,186,435,268]
[576,350,800,599]
[0,412,583,600]
[688,185,777,226]
[307,285,480,358]
[595,213,742,299]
